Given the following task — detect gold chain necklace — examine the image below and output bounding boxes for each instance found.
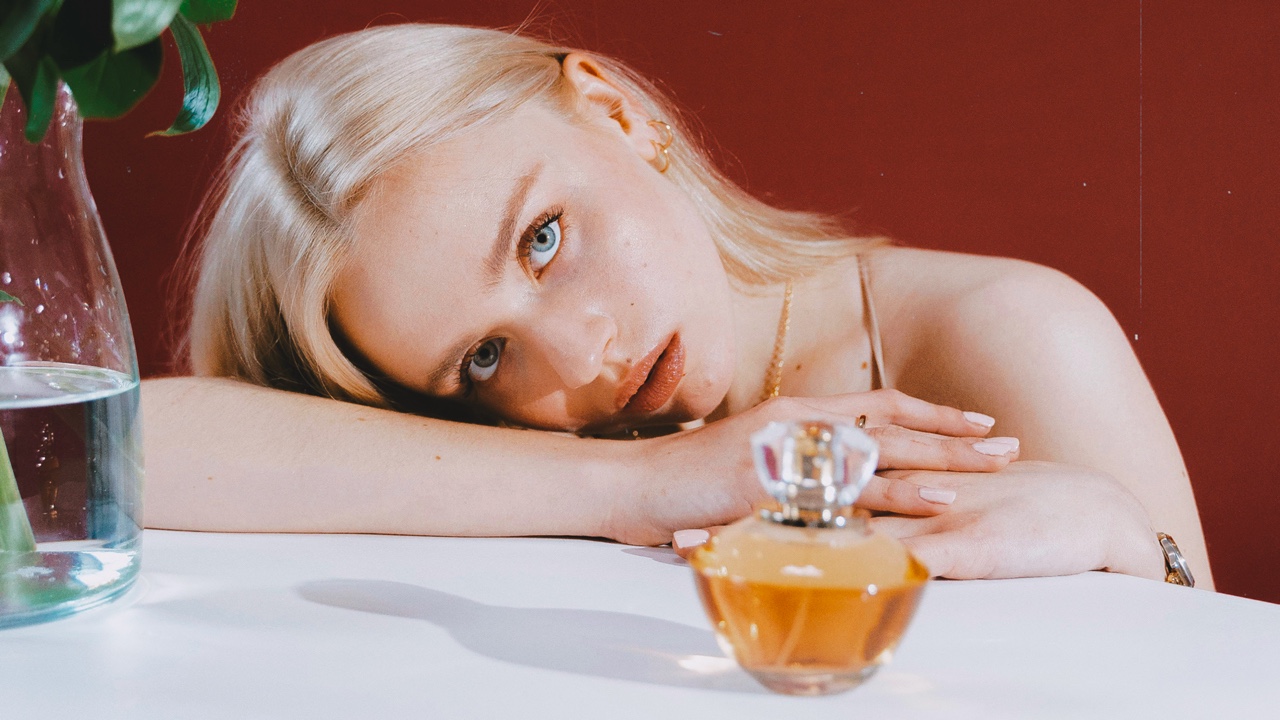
[760,280,794,403]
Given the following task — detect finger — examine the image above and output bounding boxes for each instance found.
[672,526,724,560]
[856,389,997,437]
[870,425,1020,471]
[868,514,939,540]
[899,533,990,580]
[978,436,1021,459]
[856,474,956,516]
[770,393,995,442]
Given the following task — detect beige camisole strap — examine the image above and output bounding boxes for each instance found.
[857,255,889,391]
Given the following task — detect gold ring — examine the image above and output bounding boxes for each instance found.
[856,414,867,428]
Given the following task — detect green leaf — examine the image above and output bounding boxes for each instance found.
[111,0,182,52]
[0,63,9,106]
[0,290,23,305]
[178,0,234,24]
[0,0,56,62]
[2,0,58,119]
[150,12,215,136]
[49,0,114,70]
[21,54,58,142]
[61,37,162,118]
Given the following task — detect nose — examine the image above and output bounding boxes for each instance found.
[526,309,617,390]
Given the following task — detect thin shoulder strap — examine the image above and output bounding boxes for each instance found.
[858,255,888,390]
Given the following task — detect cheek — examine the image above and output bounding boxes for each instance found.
[476,352,593,431]
[489,392,593,432]
[593,188,734,341]
[579,199,719,297]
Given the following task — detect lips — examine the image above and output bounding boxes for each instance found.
[617,334,685,415]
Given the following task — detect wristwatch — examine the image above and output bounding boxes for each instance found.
[1157,532,1195,587]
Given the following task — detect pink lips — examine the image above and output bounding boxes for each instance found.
[617,335,685,415]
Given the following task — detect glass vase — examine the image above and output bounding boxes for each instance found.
[0,83,143,628]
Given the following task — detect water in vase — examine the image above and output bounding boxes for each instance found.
[0,363,142,628]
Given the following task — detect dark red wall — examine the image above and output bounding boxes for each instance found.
[82,1,1280,602]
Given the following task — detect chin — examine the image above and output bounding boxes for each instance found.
[667,369,732,425]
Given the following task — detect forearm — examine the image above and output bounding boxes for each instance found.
[140,377,630,537]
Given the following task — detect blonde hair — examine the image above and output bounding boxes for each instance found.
[186,23,885,407]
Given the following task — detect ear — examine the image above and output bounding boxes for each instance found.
[560,52,668,165]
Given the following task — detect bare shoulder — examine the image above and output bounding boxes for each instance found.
[866,246,1131,408]
[866,245,1094,310]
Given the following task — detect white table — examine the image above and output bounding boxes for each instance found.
[2,530,1277,719]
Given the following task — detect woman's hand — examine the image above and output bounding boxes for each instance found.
[605,389,1020,546]
[870,461,1168,581]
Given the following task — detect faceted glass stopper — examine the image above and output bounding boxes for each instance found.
[750,420,879,514]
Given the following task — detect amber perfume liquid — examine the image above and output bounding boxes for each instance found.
[690,517,928,695]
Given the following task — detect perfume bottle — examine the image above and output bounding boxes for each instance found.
[688,420,929,695]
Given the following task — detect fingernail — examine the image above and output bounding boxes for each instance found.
[673,529,710,549]
[919,487,956,505]
[986,437,1020,451]
[973,441,1014,456]
[963,411,996,428]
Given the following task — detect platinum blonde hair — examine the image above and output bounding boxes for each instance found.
[187,24,886,407]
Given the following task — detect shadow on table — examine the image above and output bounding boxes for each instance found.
[297,579,764,694]
[621,546,688,567]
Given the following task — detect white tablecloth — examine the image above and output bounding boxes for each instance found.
[2,530,1277,719]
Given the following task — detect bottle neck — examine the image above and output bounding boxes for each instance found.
[759,502,869,530]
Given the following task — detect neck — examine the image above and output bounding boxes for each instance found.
[711,259,870,421]
[711,280,795,420]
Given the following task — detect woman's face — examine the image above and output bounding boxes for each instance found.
[332,101,739,433]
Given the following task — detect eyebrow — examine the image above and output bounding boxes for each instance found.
[423,162,544,393]
[482,161,544,290]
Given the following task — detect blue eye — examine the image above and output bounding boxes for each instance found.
[527,217,561,273]
[467,338,504,382]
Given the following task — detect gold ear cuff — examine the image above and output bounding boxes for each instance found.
[648,119,674,173]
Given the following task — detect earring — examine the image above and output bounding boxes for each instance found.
[647,119,674,173]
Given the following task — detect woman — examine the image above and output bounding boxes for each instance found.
[145,24,1211,586]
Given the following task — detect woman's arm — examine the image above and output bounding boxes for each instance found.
[141,376,625,538]
[889,253,1213,588]
[141,377,1012,545]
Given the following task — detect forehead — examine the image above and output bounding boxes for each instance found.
[356,105,566,244]
[349,99,616,264]
[341,105,569,300]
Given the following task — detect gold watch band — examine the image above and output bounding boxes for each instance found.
[1157,532,1195,587]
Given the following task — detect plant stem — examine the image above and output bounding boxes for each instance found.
[0,430,36,553]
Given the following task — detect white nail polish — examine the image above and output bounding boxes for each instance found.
[673,529,710,549]
[919,487,956,505]
[986,437,1020,451]
[963,411,996,427]
[973,441,1013,456]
